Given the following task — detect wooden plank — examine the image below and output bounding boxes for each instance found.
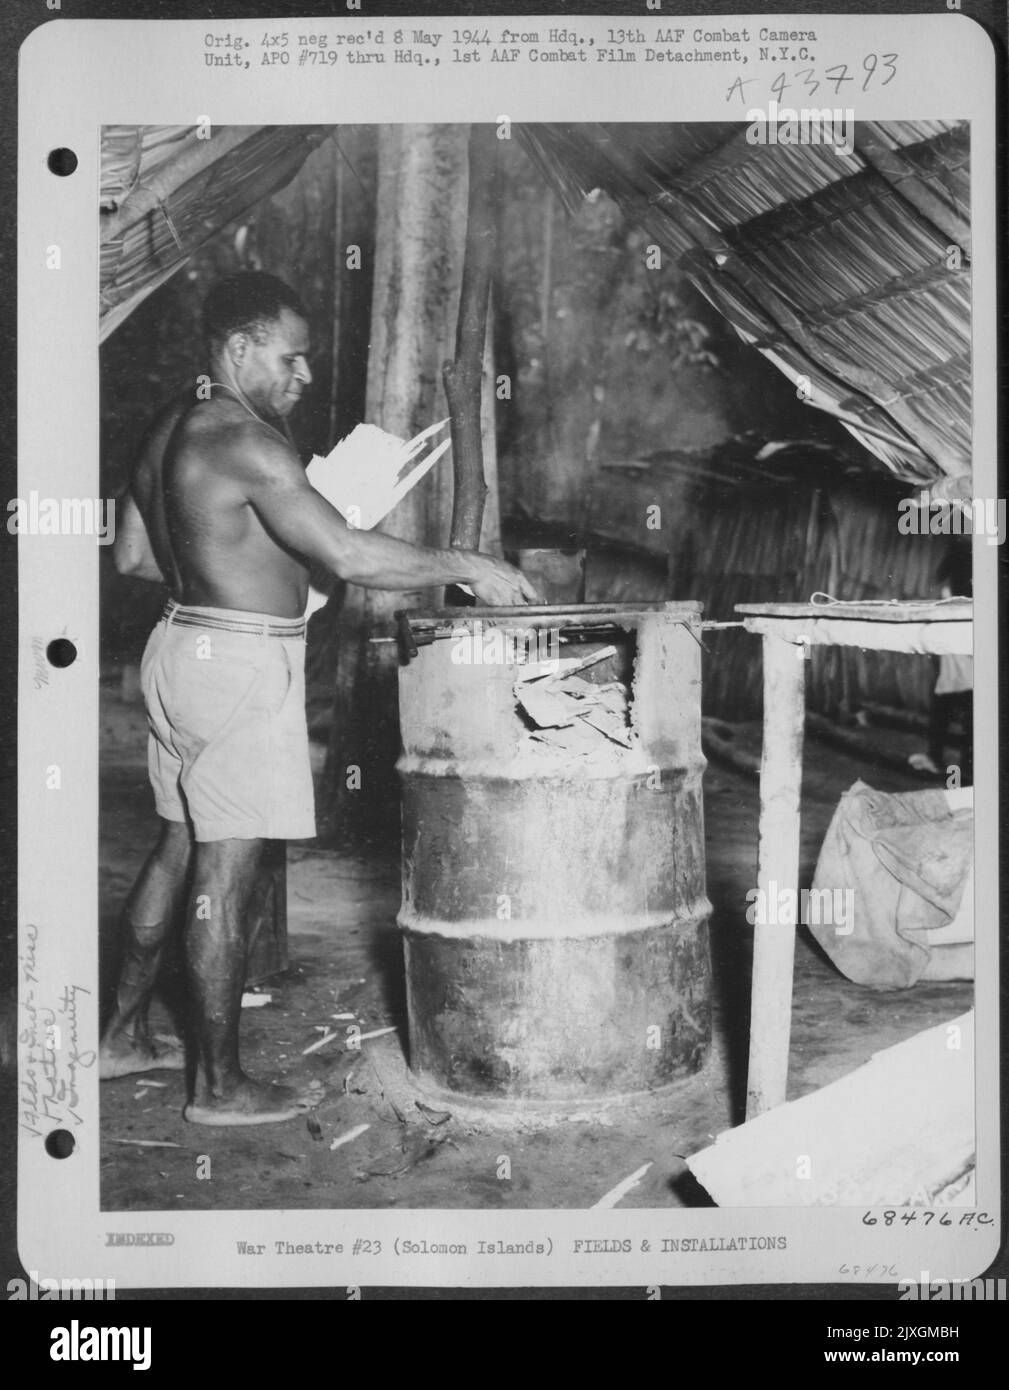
[740,615,972,656]
[746,633,806,1119]
[736,600,972,622]
[690,1013,974,1206]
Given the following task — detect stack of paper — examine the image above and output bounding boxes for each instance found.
[303,419,451,617]
[514,645,635,751]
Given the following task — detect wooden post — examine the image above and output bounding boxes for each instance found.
[322,125,469,841]
[327,148,344,448]
[539,186,554,341]
[745,632,806,1118]
[443,123,499,551]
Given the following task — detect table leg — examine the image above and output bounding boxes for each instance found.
[745,633,806,1118]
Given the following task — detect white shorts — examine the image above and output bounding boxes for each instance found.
[141,602,316,842]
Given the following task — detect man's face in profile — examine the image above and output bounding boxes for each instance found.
[237,307,312,419]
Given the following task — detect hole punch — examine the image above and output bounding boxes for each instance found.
[44,1129,75,1159]
[47,147,78,177]
[46,638,77,668]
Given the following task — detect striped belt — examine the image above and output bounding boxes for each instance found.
[162,600,306,640]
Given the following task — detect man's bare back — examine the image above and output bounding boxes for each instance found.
[163,398,312,619]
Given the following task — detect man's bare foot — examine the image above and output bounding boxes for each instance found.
[99,1033,186,1080]
[184,1075,325,1127]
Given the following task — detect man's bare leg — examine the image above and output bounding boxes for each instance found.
[99,818,192,1079]
[183,837,321,1126]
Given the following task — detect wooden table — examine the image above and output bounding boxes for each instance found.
[734,600,973,1119]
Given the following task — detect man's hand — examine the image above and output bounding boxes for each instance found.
[465,552,543,606]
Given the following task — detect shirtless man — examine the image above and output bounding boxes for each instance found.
[99,271,539,1124]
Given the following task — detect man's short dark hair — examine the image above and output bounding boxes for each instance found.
[202,272,307,356]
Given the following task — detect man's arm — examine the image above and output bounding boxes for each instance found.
[113,487,165,582]
[243,431,540,605]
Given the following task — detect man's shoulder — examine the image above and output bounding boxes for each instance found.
[229,416,301,476]
[172,403,280,454]
[178,408,302,491]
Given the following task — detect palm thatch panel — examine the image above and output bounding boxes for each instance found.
[857,122,970,251]
[100,125,334,341]
[519,120,970,489]
[100,126,195,212]
[584,442,943,719]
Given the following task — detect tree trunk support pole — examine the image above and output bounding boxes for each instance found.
[443,123,498,552]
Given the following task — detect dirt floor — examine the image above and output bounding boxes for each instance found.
[98,681,972,1211]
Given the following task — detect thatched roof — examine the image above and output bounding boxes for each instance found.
[100,120,971,492]
[100,125,333,340]
[519,121,970,490]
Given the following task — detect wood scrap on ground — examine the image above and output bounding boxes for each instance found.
[110,1138,183,1149]
[688,1012,974,1207]
[301,1029,340,1056]
[415,1101,452,1126]
[592,1162,653,1209]
[329,1123,370,1153]
[357,1026,398,1043]
[241,991,271,1008]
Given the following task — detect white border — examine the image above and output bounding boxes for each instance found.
[17,12,1000,1289]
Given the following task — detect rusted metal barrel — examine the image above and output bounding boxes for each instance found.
[396,602,711,1112]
